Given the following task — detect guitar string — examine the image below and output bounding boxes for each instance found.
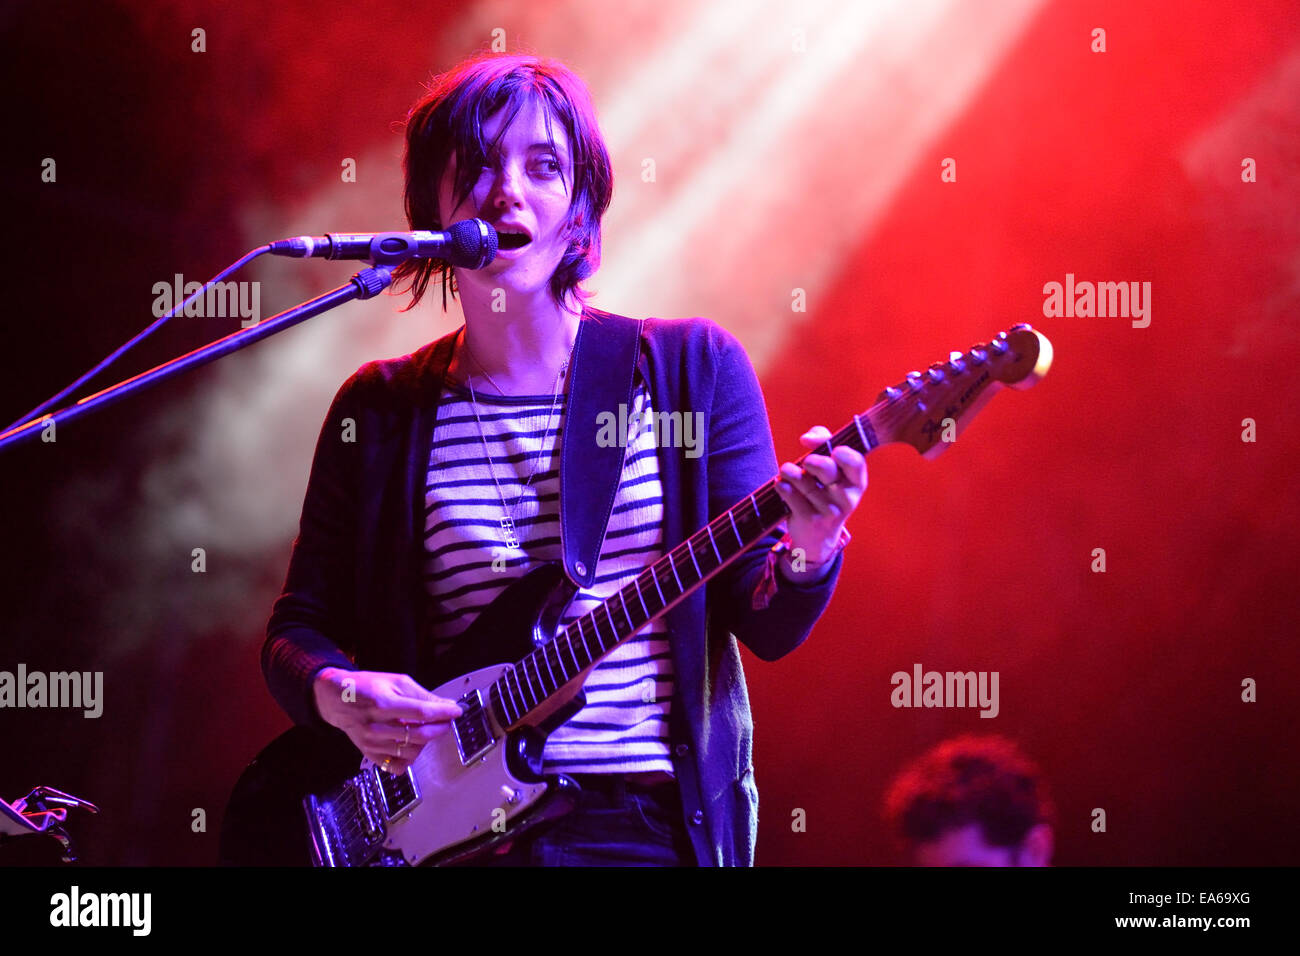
[498,372,995,717]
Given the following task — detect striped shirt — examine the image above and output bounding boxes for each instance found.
[422,373,674,775]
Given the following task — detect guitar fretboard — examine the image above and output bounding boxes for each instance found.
[486,412,880,728]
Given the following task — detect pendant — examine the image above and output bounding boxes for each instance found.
[499,515,519,549]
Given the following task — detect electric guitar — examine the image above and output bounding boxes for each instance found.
[220,324,1053,866]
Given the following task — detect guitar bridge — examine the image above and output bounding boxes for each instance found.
[305,766,408,867]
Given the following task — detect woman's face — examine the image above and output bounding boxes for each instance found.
[437,98,576,303]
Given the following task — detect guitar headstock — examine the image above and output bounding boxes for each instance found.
[865,324,1053,460]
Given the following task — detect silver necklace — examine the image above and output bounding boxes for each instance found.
[460,328,571,549]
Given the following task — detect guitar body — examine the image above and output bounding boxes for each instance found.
[221,562,585,867]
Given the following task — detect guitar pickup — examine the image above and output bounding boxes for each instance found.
[452,689,494,764]
[377,766,417,818]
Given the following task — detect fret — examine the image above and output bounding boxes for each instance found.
[705,522,722,562]
[574,616,594,666]
[527,655,549,705]
[538,644,558,690]
[550,642,567,686]
[632,576,651,619]
[588,607,606,650]
[607,594,625,636]
[603,603,620,645]
[749,492,761,520]
[501,671,517,723]
[495,679,518,725]
[516,657,535,705]
[556,643,571,686]
[685,537,703,578]
[666,551,684,592]
[514,658,535,702]
[648,567,667,607]
[499,670,515,718]
[727,508,744,547]
[506,666,529,713]
[853,412,874,453]
[562,629,581,675]
[617,588,635,633]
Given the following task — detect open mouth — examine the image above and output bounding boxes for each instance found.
[497,230,532,250]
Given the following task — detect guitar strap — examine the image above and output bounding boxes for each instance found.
[558,309,645,590]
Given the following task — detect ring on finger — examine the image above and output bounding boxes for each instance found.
[403,725,411,748]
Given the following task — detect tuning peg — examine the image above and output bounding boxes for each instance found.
[885,385,903,400]
[969,345,989,364]
[926,364,946,383]
[906,371,924,390]
[1010,322,1031,331]
[948,350,966,373]
[990,338,1009,354]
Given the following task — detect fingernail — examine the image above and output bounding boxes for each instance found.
[779,482,792,493]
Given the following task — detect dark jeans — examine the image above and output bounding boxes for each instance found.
[468,775,696,866]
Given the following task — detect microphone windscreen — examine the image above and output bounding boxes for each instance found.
[446,219,498,269]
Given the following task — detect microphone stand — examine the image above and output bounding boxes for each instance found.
[0,263,395,454]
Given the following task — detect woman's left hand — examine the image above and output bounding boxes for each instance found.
[773,425,868,570]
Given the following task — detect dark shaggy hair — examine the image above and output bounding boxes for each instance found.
[394,51,614,312]
[883,735,1056,849]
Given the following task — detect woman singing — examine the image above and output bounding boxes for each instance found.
[261,51,867,866]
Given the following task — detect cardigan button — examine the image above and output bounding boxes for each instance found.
[675,743,690,757]
[691,810,704,826]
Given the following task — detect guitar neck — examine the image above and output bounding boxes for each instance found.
[485,413,881,729]
[484,322,1052,730]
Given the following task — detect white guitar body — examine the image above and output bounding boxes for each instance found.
[305,664,573,867]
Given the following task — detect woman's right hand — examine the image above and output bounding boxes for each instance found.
[311,667,463,775]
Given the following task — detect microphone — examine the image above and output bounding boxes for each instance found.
[269,218,498,268]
